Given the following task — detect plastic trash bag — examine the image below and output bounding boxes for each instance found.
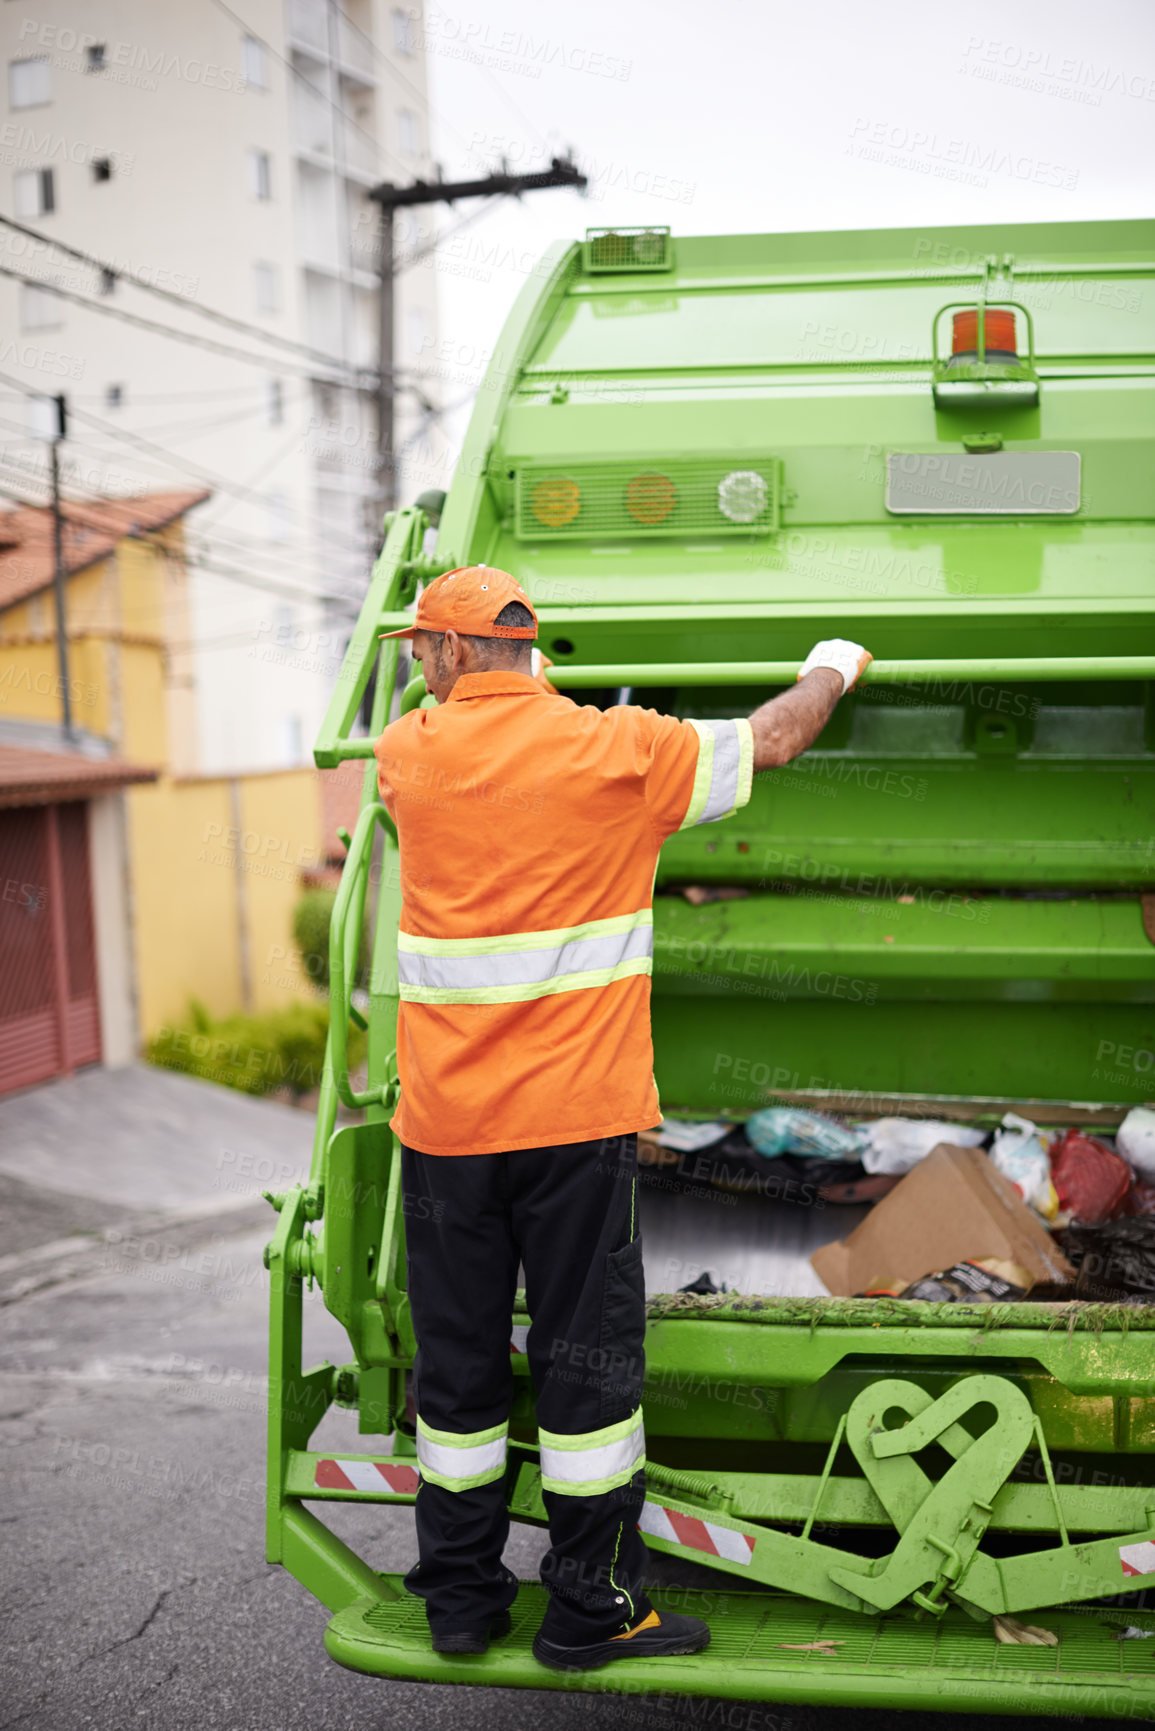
[859,1117,984,1176]
[1051,1128,1131,1225]
[745,1107,863,1161]
[656,1118,731,1153]
[990,1112,1058,1221]
[1057,1217,1155,1299]
[899,1259,1030,1303]
[1118,1108,1155,1181]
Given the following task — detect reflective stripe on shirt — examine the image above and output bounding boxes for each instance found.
[680,718,755,829]
[397,909,653,1005]
[538,1408,645,1496]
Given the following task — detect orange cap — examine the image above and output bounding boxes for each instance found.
[378,566,537,641]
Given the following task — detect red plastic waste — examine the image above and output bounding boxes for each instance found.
[1051,1130,1132,1225]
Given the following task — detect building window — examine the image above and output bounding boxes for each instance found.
[398,108,419,156]
[14,167,54,217]
[242,36,268,89]
[266,492,292,543]
[254,261,279,312]
[91,157,113,184]
[8,57,52,109]
[280,713,303,765]
[105,384,124,409]
[86,44,106,72]
[392,9,414,54]
[20,283,61,331]
[407,306,429,356]
[247,148,272,200]
[314,381,339,425]
[266,377,283,425]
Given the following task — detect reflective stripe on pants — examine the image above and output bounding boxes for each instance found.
[539,1407,645,1496]
[416,1416,508,1491]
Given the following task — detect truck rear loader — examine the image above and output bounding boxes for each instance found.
[263,216,1155,1715]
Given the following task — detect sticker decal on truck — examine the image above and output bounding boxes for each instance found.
[1119,1541,1155,1578]
[639,1499,756,1564]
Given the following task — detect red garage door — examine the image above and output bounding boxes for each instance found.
[0,801,101,1095]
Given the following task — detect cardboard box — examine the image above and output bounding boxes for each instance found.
[811,1143,1074,1297]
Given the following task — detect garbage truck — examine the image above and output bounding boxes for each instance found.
[264,217,1155,1714]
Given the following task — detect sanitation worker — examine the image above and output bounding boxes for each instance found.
[374,565,871,1670]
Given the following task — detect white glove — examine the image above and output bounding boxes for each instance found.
[797,639,873,695]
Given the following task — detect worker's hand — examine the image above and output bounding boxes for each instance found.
[797,639,872,695]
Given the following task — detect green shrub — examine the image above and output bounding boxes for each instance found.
[292,887,370,994]
[148,1000,366,1099]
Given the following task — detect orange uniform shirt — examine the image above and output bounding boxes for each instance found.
[374,671,754,1155]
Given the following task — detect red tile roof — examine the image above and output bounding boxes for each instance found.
[0,489,210,614]
[0,744,158,808]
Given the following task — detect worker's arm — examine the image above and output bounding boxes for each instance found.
[749,639,872,770]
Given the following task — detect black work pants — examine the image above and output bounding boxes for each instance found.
[400,1133,651,1642]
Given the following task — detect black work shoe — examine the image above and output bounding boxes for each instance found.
[533,1608,710,1671]
[432,1610,512,1655]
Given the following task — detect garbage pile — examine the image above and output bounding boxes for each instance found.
[645,1103,1155,1302]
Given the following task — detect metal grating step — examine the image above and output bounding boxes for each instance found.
[324,1578,1155,1717]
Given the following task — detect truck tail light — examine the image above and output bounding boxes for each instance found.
[625,473,676,525]
[530,476,581,528]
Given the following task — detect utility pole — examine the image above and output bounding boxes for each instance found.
[369,156,587,515]
[46,394,73,742]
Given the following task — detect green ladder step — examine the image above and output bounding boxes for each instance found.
[325,1580,1155,1717]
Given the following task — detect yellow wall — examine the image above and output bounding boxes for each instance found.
[128,767,325,1037]
[1,521,327,1043]
[234,769,327,1014]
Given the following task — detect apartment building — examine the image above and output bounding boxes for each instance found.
[0,0,440,776]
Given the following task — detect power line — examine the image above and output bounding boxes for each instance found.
[394,194,505,272]
[69,385,273,405]
[0,261,369,386]
[0,401,276,449]
[99,401,273,444]
[0,373,373,558]
[329,0,476,158]
[0,443,374,589]
[207,0,409,176]
[475,63,550,157]
[0,212,376,378]
[0,460,357,615]
[0,401,377,571]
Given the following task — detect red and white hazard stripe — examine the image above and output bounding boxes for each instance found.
[639,1499,755,1566]
[1120,1540,1155,1578]
[314,1458,419,1494]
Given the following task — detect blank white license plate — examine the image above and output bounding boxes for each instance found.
[886,451,1080,515]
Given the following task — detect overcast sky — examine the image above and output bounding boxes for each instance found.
[414,0,1154,452]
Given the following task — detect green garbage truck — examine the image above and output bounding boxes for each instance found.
[264,216,1155,1715]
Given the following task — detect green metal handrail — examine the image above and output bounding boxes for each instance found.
[550,656,1155,686]
[328,802,396,1111]
[398,656,1154,706]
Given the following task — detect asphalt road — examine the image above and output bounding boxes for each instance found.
[0,1069,1132,1730]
